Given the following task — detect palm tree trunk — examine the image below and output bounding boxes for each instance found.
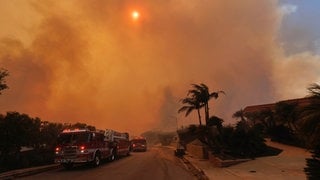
[205,103,209,125]
[197,109,202,126]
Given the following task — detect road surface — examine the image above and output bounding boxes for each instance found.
[21,146,196,180]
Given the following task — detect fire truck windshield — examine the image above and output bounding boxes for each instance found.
[57,132,90,144]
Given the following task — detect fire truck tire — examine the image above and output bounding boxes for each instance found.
[114,150,119,159]
[109,153,115,162]
[62,163,73,169]
[93,152,101,167]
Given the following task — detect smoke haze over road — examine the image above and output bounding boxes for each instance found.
[0,0,319,134]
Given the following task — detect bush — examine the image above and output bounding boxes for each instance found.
[268,125,304,147]
[228,125,267,158]
[305,142,320,179]
[206,123,268,159]
[158,132,176,146]
[0,148,54,172]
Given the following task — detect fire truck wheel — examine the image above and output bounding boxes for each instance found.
[109,154,115,161]
[62,163,73,169]
[93,153,101,167]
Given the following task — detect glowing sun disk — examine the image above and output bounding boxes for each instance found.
[132,11,140,20]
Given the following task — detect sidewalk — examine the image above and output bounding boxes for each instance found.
[0,164,60,179]
[184,140,311,180]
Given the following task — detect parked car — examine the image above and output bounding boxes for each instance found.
[174,142,185,157]
[130,138,147,152]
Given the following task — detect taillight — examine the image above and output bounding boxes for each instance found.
[55,147,61,154]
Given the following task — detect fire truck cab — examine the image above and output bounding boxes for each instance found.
[54,129,112,169]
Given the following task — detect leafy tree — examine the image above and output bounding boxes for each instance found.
[72,122,96,131]
[268,102,303,146]
[158,131,176,146]
[233,109,250,133]
[274,102,299,132]
[233,109,246,122]
[0,112,43,171]
[249,109,275,135]
[244,111,261,126]
[0,112,40,155]
[261,109,275,130]
[39,122,64,149]
[141,130,161,145]
[300,83,320,179]
[207,116,223,133]
[300,83,320,148]
[0,68,9,94]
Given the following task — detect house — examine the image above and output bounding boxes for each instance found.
[243,97,315,114]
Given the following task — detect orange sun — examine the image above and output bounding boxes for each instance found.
[132,10,140,20]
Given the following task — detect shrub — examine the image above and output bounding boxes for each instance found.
[305,142,320,179]
[206,123,267,159]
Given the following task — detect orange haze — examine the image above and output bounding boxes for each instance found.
[0,0,319,135]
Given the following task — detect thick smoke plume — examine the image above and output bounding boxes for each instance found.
[0,0,319,134]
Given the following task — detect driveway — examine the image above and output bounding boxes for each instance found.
[185,139,311,180]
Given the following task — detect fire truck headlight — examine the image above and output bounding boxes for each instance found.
[79,145,88,153]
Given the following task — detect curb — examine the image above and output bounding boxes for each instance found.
[179,155,209,180]
[0,164,60,179]
[160,145,209,179]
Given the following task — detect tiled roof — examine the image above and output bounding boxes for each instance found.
[243,97,315,114]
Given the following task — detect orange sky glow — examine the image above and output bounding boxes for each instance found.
[0,0,319,135]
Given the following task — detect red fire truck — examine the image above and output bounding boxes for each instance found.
[104,129,131,158]
[54,128,130,169]
[130,137,147,152]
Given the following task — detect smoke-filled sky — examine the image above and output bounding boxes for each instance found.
[0,0,319,135]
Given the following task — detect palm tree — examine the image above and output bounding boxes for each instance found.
[178,97,203,125]
[300,83,320,147]
[178,83,224,126]
[188,83,225,125]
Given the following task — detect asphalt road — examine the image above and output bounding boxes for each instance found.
[20,147,196,180]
